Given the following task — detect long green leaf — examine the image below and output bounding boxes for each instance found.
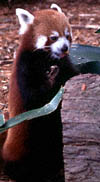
[70,44,100,64]
[0,113,5,127]
[95,29,100,33]
[0,87,64,134]
[70,44,100,74]
[77,61,100,74]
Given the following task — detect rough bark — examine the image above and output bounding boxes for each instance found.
[61,73,100,182]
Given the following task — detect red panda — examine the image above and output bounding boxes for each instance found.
[2,4,78,181]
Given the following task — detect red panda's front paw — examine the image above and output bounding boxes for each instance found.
[47,65,59,87]
[47,65,59,76]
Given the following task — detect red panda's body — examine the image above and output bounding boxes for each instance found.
[2,4,78,181]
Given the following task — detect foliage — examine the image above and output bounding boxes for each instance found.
[0,87,64,133]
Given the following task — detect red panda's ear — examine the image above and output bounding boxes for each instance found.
[16,8,34,35]
[50,4,62,13]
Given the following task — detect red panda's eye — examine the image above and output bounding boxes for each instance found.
[50,36,58,41]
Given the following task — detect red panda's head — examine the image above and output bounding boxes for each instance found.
[16,4,72,59]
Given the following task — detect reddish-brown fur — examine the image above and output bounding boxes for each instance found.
[2,26,34,161]
[2,8,78,181]
[33,9,72,46]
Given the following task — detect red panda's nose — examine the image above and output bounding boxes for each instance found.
[61,45,68,53]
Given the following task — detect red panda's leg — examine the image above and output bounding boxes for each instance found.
[2,69,29,162]
[2,122,30,162]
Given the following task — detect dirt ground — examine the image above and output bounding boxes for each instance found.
[0,0,100,181]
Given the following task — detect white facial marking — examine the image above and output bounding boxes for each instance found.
[35,35,47,49]
[51,37,70,59]
[16,8,34,34]
[51,31,59,37]
[50,4,62,13]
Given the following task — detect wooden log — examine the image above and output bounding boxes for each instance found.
[61,73,100,182]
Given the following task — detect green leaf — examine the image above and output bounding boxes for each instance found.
[0,112,5,127]
[70,44,100,64]
[77,61,100,74]
[0,87,64,134]
[95,29,100,33]
[70,44,100,74]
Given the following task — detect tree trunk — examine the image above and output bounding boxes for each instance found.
[61,73,100,182]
